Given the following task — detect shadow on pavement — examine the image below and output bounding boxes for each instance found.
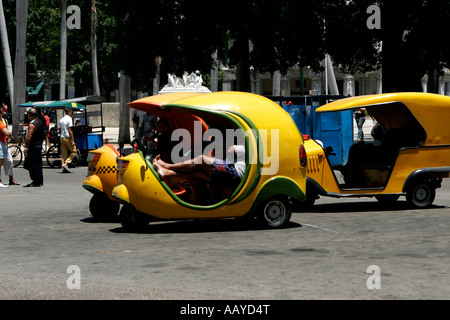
[107,218,302,234]
[295,200,445,213]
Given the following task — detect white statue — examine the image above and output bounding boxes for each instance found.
[167,74,176,87]
[160,71,211,94]
[194,71,203,87]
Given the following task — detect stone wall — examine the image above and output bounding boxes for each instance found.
[76,102,131,127]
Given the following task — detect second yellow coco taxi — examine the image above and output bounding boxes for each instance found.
[112,91,307,230]
[303,92,450,208]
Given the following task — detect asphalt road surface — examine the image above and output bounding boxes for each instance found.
[1,164,450,300]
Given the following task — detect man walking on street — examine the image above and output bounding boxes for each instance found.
[24,108,44,187]
[59,107,77,173]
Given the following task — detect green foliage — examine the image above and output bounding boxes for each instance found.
[380,0,450,92]
[2,0,450,98]
[322,0,382,74]
[249,0,325,74]
[26,0,60,81]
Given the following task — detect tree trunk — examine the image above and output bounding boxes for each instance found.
[272,71,281,96]
[118,71,131,144]
[91,0,100,96]
[0,0,14,110]
[152,56,162,95]
[60,0,67,99]
[13,0,28,139]
[381,1,424,93]
[235,38,251,92]
[426,69,440,94]
[210,50,219,92]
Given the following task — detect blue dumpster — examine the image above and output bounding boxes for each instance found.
[282,95,352,166]
[76,133,103,150]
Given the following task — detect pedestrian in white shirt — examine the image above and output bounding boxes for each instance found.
[59,107,77,173]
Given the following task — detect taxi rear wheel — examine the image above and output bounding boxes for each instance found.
[258,197,292,229]
[406,181,436,208]
[89,194,120,222]
[119,204,150,231]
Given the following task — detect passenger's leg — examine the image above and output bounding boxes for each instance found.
[155,154,214,177]
[153,161,210,185]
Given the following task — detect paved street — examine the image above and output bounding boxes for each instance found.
[1,163,450,300]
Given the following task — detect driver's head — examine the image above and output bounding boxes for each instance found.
[157,118,170,134]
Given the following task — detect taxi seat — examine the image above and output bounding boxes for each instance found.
[341,142,390,188]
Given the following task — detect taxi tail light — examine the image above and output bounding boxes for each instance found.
[117,160,129,170]
[299,145,307,167]
[87,152,101,163]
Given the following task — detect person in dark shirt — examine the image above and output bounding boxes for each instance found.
[144,118,175,163]
[140,113,158,161]
[24,108,45,187]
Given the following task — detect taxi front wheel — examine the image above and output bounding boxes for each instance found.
[406,181,436,209]
[258,197,292,229]
[89,194,120,222]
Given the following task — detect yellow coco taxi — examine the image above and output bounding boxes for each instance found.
[82,92,202,221]
[82,144,123,221]
[112,91,307,230]
[304,92,450,208]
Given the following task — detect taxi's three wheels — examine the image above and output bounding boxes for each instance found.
[117,197,293,230]
[257,196,292,229]
[89,194,120,221]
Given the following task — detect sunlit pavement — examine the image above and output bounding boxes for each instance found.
[1,154,450,300]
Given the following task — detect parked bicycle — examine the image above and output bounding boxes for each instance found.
[8,129,27,167]
[8,127,80,168]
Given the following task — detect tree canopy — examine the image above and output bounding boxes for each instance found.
[381,0,450,93]
[323,0,450,93]
[1,0,450,102]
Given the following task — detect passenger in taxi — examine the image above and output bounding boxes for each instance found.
[152,145,246,196]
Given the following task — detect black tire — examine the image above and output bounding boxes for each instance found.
[8,145,22,167]
[119,205,150,231]
[89,194,120,222]
[258,196,292,228]
[406,181,436,208]
[46,145,61,168]
[303,184,318,207]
